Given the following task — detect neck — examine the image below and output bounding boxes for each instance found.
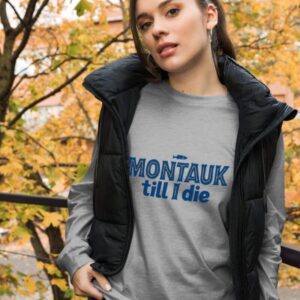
[167,48,228,97]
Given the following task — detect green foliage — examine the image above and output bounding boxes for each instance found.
[67,43,80,56]
[75,0,93,16]
[75,163,89,182]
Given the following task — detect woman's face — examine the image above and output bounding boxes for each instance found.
[135,0,216,74]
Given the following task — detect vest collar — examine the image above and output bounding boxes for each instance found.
[83,53,298,135]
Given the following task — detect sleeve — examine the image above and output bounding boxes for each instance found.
[257,131,286,300]
[56,106,104,280]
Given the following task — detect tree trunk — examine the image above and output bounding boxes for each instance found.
[27,220,71,300]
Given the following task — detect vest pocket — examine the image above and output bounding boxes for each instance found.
[88,217,127,275]
[244,197,265,272]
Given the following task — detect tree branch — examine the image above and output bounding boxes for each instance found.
[26,220,50,262]
[15,52,66,76]
[42,162,80,168]
[10,52,83,95]
[5,0,26,27]
[0,0,12,32]
[0,123,73,180]
[12,0,50,61]
[8,26,130,128]
[14,0,38,34]
[7,61,90,127]
[68,76,97,137]
[51,135,95,143]
[31,0,49,25]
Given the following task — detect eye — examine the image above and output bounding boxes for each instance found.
[137,8,180,32]
[166,8,180,17]
[138,22,152,32]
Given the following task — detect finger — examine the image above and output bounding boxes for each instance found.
[91,270,112,292]
[73,270,105,300]
[74,287,88,297]
[80,282,104,300]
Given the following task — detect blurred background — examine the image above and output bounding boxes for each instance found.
[0,0,299,299]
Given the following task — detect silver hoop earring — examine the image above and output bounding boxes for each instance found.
[209,28,213,43]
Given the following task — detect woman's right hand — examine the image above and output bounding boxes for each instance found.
[71,263,112,300]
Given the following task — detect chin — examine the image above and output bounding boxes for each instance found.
[156,57,186,73]
[158,60,190,74]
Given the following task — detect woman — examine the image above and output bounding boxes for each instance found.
[57,1,298,300]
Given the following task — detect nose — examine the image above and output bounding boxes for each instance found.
[151,18,169,39]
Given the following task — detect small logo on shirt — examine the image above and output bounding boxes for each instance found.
[173,154,188,160]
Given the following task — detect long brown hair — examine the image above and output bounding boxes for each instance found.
[129,0,236,82]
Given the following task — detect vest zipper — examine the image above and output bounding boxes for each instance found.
[231,105,294,299]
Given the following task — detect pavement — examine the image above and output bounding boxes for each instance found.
[278,287,300,299]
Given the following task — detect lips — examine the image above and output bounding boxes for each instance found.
[157,42,178,54]
[161,45,176,53]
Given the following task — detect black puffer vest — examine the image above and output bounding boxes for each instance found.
[82,53,298,300]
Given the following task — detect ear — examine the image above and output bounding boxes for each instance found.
[205,3,218,30]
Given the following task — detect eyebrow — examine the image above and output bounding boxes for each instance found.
[136,0,176,22]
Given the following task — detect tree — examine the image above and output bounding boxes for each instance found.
[0,0,132,298]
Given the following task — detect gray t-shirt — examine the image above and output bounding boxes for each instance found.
[96,80,239,299]
[57,79,285,300]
